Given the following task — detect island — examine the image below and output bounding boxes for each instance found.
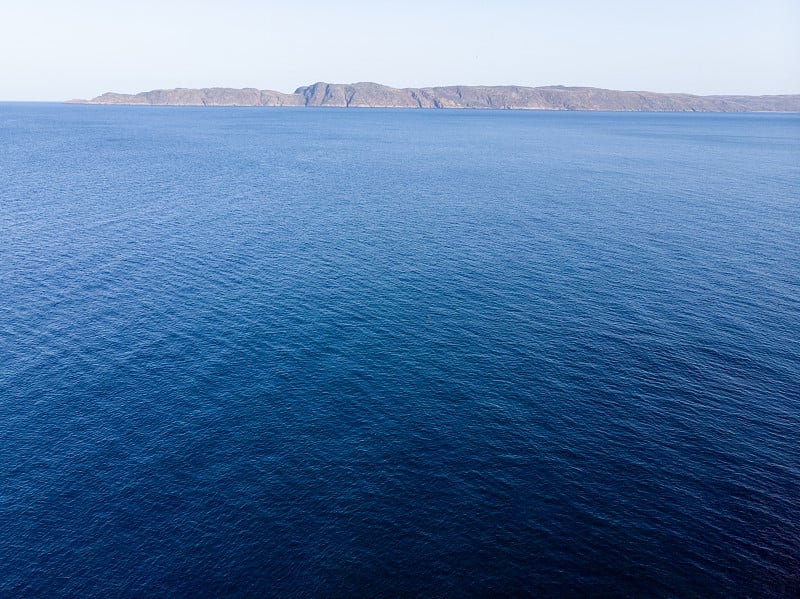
[68,82,800,112]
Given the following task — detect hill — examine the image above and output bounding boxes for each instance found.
[70,82,800,112]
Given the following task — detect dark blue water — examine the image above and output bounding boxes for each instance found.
[1,104,798,597]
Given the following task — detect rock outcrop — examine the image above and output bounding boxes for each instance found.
[70,82,800,112]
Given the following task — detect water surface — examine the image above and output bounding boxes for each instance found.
[1,105,798,597]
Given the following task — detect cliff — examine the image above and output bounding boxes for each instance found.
[70,82,800,112]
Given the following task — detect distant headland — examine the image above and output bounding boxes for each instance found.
[68,82,800,112]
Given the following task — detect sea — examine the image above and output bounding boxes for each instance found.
[0,104,798,597]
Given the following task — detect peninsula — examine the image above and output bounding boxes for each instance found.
[69,82,800,112]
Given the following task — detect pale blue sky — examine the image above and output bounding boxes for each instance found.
[1,0,798,100]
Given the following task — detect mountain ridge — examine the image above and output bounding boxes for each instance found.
[68,82,800,112]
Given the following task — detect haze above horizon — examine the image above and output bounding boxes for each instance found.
[1,0,798,101]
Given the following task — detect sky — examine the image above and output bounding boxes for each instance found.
[1,0,798,101]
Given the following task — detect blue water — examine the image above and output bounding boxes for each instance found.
[1,104,798,597]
